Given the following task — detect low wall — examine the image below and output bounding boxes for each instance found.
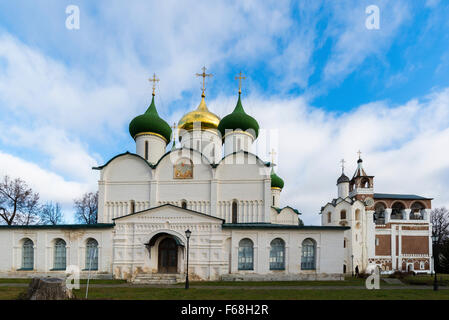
[220,273,344,281]
[0,271,113,280]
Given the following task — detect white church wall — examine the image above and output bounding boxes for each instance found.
[0,228,113,278]
[135,134,166,164]
[272,208,299,225]
[225,228,345,280]
[223,131,255,156]
[98,154,153,222]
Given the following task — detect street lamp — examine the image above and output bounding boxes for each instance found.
[351,254,354,277]
[185,229,192,290]
[432,235,438,291]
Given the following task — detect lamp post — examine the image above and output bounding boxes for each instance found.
[185,229,191,290]
[351,254,354,277]
[432,235,438,291]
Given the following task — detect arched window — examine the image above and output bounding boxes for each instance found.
[144,141,149,160]
[54,239,67,270]
[269,238,285,270]
[340,210,347,220]
[327,212,332,223]
[181,200,187,209]
[374,202,386,224]
[130,200,135,214]
[22,239,34,270]
[273,196,275,206]
[232,201,238,223]
[391,202,405,220]
[410,202,425,220]
[86,238,98,270]
[238,238,253,270]
[301,238,316,270]
[361,178,370,188]
[355,209,361,221]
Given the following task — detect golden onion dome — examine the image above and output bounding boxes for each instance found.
[178,94,220,131]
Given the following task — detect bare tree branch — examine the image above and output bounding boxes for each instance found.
[73,191,98,224]
[0,175,40,225]
[40,202,64,225]
[430,207,449,245]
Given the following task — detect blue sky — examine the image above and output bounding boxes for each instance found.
[0,0,448,224]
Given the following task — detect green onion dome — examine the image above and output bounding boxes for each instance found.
[218,92,259,139]
[271,168,284,189]
[129,95,172,144]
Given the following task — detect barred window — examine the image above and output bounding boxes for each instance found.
[269,238,285,270]
[301,238,316,270]
[22,239,34,270]
[144,141,149,160]
[86,238,98,270]
[238,238,254,270]
[54,239,67,270]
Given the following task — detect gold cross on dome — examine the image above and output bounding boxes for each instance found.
[357,150,362,159]
[269,148,277,165]
[235,71,246,94]
[196,66,213,97]
[340,159,346,173]
[148,73,160,96]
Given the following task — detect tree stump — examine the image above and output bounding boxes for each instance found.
[24,277,74,300]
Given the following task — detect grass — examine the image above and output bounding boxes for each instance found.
[68,287,449,300]
[401,274,449,286]
[1,275,448,300]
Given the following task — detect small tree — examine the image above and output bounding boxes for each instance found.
[430,207,449,246]
[74,191,98,224]
[0,175,40,225]
[439,240,449,274]
[40,202,64,225]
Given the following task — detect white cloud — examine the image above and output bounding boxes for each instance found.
[322,1,411,83]
[208,87,449,225]
[0,125,100,183]
[0,151,94,222]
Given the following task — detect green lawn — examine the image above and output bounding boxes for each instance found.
[72,287,449,300]
[401,274,449,286]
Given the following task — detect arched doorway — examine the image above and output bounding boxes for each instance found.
[158,237,178,273]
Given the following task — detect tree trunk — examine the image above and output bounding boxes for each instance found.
[24,278,74,300]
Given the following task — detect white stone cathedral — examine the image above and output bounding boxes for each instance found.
[0,71,433,282]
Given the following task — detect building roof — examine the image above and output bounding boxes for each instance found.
[270,168,285,189]
[373,193,433,200]
[129,95,172,143]
[272,206,302,215]
[218,92,259,139]
[337,173,350,184]
[93,149,271,171]
[0,223,115,230]
[222,223,350,230]
[112,203,225,222]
